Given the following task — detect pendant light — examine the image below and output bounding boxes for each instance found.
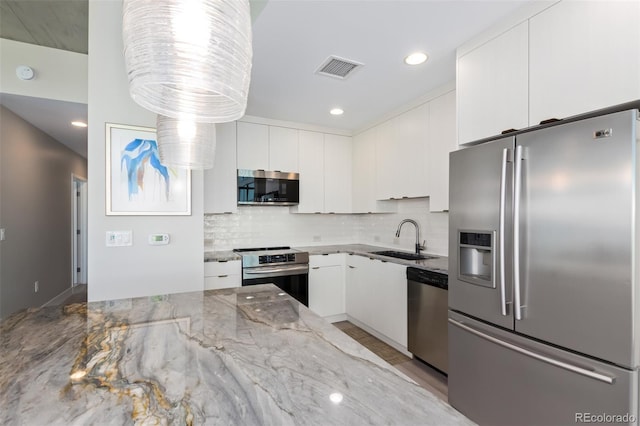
[122,0,253,123]
[156,115,216,170]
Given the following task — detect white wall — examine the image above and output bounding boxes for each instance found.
[0,38,87,103]
[205,198,449,256]
[88,1,203,302]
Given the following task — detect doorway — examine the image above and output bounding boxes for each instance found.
[72,175,88,286]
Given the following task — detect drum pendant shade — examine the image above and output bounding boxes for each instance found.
[156,115,216,170]
[122,0,253,123]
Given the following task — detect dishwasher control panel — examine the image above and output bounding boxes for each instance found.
[407,267,448,290]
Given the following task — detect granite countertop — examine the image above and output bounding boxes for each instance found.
[0,285,472,425]
[205,244,448,274]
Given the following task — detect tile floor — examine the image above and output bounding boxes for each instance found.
[334,320,448,402]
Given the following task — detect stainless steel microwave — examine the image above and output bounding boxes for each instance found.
[237,169,300,205]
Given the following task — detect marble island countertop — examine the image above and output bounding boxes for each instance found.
[1,284,471,425]
[205,244,448,274]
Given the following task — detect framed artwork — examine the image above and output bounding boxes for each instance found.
[106,123,191,215]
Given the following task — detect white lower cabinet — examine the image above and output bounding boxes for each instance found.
[308,254,346,320]
[204,260,241,290]
[345,255,408,349]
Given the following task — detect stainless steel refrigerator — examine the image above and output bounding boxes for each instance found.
[448,106,640,426]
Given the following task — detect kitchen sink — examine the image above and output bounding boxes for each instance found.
[371,250,437,261]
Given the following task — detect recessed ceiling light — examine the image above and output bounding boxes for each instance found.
[404,52,428,66]
[330,108,344,116]
[71,121,88,128]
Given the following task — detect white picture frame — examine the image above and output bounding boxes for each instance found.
[105,123,191,215]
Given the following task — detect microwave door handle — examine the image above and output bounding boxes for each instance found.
[513,145,524,321]
[499,148,509,316]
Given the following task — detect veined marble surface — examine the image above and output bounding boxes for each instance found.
[1,285,472,425]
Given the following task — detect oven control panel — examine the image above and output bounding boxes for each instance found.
[259,254,297,264]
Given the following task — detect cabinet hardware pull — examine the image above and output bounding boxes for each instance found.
[218,274,228,278]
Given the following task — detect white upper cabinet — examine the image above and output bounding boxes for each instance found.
[529,0,640,125]
[324,134,352,213]
[397,104,429,198]
[457,21,529,144]
[375,105,429,200]
[237,122,300,172]
[427,90,456,212]
[374,119,397,200]
[296,130,325,213]
[236,122,269,170]
[268,126,299,172]
[204,122,238,214]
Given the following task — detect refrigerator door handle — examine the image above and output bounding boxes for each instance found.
[448,318,616,385]
[513,145,523,320]
[499,148,509,316]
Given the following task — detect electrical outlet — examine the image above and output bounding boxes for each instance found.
[374,235,380,242]
[393,237,400,245]
[34,281,39,293]
[313,235,321,242]
[0,228,5,241]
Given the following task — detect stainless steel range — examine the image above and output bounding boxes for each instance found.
[233,246,309,306]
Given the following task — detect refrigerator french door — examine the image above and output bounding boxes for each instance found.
[448,109,639,426]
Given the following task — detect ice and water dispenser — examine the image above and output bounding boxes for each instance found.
[458,231,495,288]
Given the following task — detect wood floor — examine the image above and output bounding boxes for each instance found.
[333,321,448,402]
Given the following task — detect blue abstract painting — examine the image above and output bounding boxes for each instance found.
[120,138,171,201]
[107,124,190,215]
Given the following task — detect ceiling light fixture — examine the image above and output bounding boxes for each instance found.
[330,108,344,116]
[404,52,428,66]
[71,121,88,128]
[156,115,216,170]
[122,0,252,169]
[122,0,252,122]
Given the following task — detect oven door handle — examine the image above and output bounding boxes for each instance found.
[244,265,309,275]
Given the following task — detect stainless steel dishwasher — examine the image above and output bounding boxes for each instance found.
[407,267,448,374]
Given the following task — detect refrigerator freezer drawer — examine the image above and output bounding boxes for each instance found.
[448,311,638,426]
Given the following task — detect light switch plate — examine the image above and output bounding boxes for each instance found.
[106,230,133,247]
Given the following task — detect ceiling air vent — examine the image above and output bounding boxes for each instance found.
[315,56,364,80]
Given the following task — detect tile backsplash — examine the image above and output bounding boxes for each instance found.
[204,198,449,256]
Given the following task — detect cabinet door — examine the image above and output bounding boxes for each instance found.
[373,261,407,348]
[296,130,324,213]
[204,122,237,213]
[268,126,299,172]
[236,122,269,170]
[395,104,429,198]
[352,129,376,213]
[309,263,345,318]
[204,275,241,290]
[529,1,640,125]
[457,21,529,144]
[345,255,374,328]
[323,134,352,213]
[374,119,397,200]
[427,90,456,212]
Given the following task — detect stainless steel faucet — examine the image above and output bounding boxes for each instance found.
[396,219,426,254]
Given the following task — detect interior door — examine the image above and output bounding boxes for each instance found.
[514,110,636,368]
[448,136,514,329]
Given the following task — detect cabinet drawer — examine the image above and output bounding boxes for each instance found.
[309,253,345,268]
[204,260,241,277]
[204,274,241,290]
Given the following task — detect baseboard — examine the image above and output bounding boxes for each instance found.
[42,286,74,307]
[346,315,413,358]
[323,313,347,323]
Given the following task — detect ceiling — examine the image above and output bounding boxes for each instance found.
[0,0,535,158]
